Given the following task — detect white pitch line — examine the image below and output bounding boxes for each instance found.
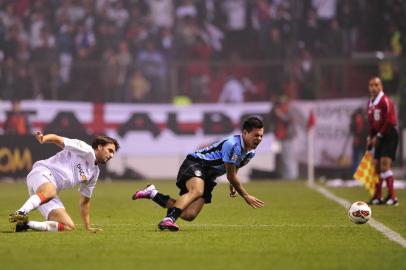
[94,223,354,228]
[310,183,406,248]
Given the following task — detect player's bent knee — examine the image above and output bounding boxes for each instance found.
[190,189,204,198]
[181,214,196,221]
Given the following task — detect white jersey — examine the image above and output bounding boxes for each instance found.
[33,138,100,198]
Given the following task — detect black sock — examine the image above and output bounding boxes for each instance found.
[152,193,170,208]
[166,207,182,221]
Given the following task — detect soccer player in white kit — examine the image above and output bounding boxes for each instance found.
[9,131,119,232]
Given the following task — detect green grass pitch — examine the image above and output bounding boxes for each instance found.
[1,180,405,270]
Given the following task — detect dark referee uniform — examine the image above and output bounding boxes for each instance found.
[367,91,398,160]
[176,135,256,203]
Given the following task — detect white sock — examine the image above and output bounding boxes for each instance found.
[17,194,43,214]
[27,221,61,232]
[150,189,158,199]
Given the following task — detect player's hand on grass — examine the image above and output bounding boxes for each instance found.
[229,184,237,197]
[243,194,265,208]
[87,226,103,233]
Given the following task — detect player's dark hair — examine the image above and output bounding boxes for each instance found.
[242,116,263,132]
[92,135,120,151]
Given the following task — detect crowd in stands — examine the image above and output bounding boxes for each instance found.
[0,0,404,103]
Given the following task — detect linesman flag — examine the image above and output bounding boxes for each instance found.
[353,152,379,195]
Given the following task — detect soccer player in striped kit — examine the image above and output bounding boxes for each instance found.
[132,116,265,231]
[366,76,399,206]
[9,131,119,232]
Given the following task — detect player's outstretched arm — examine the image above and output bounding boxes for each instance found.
[80,195,102,233]
[34,131,65,148]
[225,163,264,208]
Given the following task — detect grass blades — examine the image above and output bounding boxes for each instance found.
[0,180,405,270]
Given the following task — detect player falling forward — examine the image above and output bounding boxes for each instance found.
[9,131,119,232]
[132,116,265,231]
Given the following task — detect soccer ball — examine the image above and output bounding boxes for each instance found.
[348,201,371,224]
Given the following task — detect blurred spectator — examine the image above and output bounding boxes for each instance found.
[322,19,343,57]
[106,0,129,30]
[183,36,211,103]
[14,65,33,100]
[2,24,19,60]
[148,0,174,30]
[265,26,286,60]
[174,16,201,58]
[56,17,75,87]
[270,96,298,180]
[124,21,148,53]
[253,0,272,51]
[273,3,292,43]
[158,26,175,60]
[1,56,16,100]
[299,8,321,53]
[349,107,368,173]
[136,39,167,102]
[176,0,198,19]
[202,21,224,60]
[116,40,131,98]
[96,20,119,55]
[312,0,337,35]
[264,26,285,96]
[127,69,151,103]
[75,22,95,55]
[222,0,249,57]
[31,25,58,99]
[293,47,316,99]
[218,75,256,103]
[4,100,31,135]
[336,0,360,56]
[100,47,119,102]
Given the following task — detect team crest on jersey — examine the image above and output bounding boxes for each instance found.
[194,170,202,177]
[231,152,238,161]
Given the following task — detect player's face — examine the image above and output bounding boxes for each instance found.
[96,143,116,164]
[368,78,382,99]
[243,128,264,150]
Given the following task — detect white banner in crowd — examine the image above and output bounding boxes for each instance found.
[0,101,274,178]
[0,101,272,153]
[291,98,367,168]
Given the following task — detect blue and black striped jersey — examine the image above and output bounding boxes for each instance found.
[187,135,256,179]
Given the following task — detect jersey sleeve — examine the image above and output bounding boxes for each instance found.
[379,97,396,135]
[78,170,99,198]
[63,138,95,160]
[221,140,239,165]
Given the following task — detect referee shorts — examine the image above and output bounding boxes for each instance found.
[374,127,399,161]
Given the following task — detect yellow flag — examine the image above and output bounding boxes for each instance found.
[353,152,379,195]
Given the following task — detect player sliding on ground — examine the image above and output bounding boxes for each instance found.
[9,132,119,232]
[132,116,265,231]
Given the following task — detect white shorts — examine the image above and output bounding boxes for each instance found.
[26,166,65,220]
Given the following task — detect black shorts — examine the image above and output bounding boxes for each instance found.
[374,127,399,161]
[176,157,217,204]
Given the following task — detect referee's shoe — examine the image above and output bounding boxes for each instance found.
[384,197,399,206]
